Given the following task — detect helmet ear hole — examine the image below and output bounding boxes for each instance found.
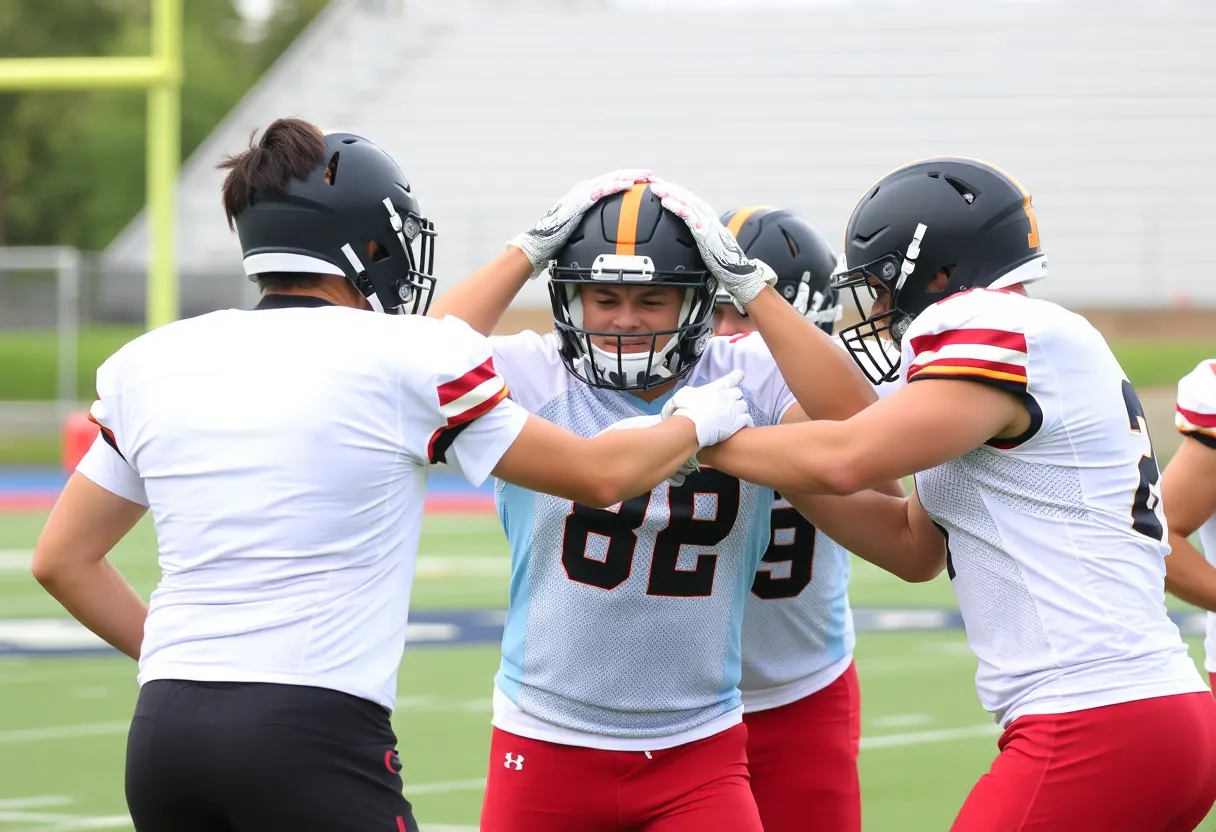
[927,266,955,294]
[364,239,390,262]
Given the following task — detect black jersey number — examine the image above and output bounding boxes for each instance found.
[751,496,817,600]
[560,469,741,598]
[1121,379,1165,542]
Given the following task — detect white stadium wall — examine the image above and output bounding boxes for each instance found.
[103,0,1216,317]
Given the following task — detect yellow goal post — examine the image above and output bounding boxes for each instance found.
[0,0,183,331]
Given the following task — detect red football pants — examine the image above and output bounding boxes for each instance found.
[742,661,861,832]
[479,723,761,832]
[952,692,1216,832]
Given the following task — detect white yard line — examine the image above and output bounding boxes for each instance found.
[413,557,507,579]
[870,713,933,729]
[861,723,1000,750]
[0,665,130,687]
[0,796,74,811]
[0,551,32,572]
[0,721,128,744]
[40,816,132,831]
[0,809,99,825]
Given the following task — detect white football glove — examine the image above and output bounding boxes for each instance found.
[647,178,778,309]
[507,169,653,277]
[596,413,698,487]
[661,369,754,448]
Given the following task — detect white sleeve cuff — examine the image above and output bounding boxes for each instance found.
[75,436,148,506]
[444,398,530,487]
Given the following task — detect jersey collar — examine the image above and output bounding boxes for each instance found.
[254,294,336,310]
[624,384,681,416]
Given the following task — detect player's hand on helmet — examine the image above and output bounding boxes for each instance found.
[508,169,654,278]
[661,369,754,448]
[647,178,778,310]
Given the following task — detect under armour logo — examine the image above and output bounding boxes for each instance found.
[503,753,525,771]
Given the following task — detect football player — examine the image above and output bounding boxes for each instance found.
[427,179,934,830]
[688,158,1216,831]
[29,124,753,832]
[712,207,865,832]
[1161,359,1216,689]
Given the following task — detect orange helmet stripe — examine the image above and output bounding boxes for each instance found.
[725,205,773,240]
[614,183,648,256]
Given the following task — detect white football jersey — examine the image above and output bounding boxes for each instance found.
[1174,359,1216,672]
[739,350,900,712]
[488,330,793,750]
[902,289,1206,727]
[76,298,527,712]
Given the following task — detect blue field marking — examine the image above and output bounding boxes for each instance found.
[0,468,68,494]
[0,466,495,498]
[0,609,1206,658]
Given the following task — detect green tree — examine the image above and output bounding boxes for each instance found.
[0,0,133,245]
[0,0,330,250]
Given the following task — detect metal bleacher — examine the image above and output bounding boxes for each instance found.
[103,0,1216,317]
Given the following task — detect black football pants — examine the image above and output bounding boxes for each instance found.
[125,679,420,832]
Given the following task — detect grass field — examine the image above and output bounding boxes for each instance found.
[1,510,1213,831]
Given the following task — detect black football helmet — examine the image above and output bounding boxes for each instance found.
[718,206,843,334]
[833,157,1048,383]
[549,183,718,391]
[233,131,436,314]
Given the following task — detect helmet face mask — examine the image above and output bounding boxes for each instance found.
[549,186,717,392]
[832,157,1049,385]
[831,249,922,384]
[343,197,437,315]
[235,132,438,315]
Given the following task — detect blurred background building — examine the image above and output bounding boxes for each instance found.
[103,0,1216,326]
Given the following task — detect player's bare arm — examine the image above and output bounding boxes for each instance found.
[740,286,876,420]
[1161,435,1216,610]
[427,246,534,335]
[649,179,877,421]
[699,377,1025,496]
[784,488,945,583]
[495,408,726,509]
[30,473,148,659]
[428,169,653,335]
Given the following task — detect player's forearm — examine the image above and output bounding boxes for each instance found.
[427,247,533,336]
[1164,533,1216,611]
[742,286,877,420]
[585,418,702,506]
[786,490,946,583]
[700,422,861,496]
[33,559,146,659]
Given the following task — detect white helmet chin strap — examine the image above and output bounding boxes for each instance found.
[586,340,679,387]
[341,243,389,313]
[565,284,699,388]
